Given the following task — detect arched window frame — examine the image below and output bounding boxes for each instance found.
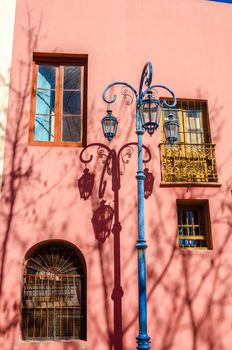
[21,240,87,341]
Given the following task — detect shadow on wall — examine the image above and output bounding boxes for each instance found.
[77,140,152,350]
[0,3,136,349]
[1,2,232,349]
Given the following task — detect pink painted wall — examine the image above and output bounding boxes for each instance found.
[1,0,232,349]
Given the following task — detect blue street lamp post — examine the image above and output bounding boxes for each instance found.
[101,62,179,350]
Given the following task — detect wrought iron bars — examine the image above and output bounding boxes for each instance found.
[160,143,218,183]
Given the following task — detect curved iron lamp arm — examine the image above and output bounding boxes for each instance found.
[102,62,154,107]
[138,62,153,99]
[143,84,176,107]
[102,81,138,106]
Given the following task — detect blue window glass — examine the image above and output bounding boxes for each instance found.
[34,65,56,142]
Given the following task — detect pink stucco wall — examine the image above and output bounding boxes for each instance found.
[1,0,232,349]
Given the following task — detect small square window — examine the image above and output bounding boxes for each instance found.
[177,200,212,249]
[29,53,88,147]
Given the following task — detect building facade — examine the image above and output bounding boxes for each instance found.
[1,1,232,349]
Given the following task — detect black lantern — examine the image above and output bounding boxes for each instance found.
[91,200,114,243]
[101,109,118,141]
[164,113,179,145]
[144,168,155,199]
[77,168,95,200]
[139,90,162,136]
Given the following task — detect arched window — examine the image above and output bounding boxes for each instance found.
[22,242,86,341]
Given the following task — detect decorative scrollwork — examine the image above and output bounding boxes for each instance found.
[79,142,152,200]
[148,88,159,100]
[121,86,134,105]
[102,81,137,106]
[160,143,218,182]
[144,84,176,107]
[79,143,111,199]
[97,147,112,175]
[118,142,152,177]
[119,145,134,175]
[79,143,111,165]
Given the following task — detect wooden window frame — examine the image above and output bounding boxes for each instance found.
[29,53,88,147]
[161,98,211,144]
[176,199,213,250]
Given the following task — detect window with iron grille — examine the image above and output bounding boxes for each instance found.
[177,200,212,249]
[160,99,218,183]
[29,53,88,147]
[22,242,86,341]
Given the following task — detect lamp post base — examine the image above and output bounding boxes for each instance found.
[136,334,151,350]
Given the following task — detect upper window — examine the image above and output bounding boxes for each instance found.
[162,100,210,145]
[22,242,86,341]
[29,53,88,147]
[160,99,218,183]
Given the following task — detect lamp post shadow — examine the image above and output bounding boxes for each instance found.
[78,142,152,350]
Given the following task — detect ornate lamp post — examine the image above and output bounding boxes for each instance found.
[101,62,178,350]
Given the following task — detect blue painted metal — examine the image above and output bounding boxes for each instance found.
[102,62,177,349]
[208,0,232,4]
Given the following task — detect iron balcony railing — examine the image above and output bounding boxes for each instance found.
[159,142,218,183]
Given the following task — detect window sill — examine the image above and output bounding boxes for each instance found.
[160,182,222,188]
[28,141,84,148]
[179,247,213,252]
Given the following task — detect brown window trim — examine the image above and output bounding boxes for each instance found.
[176,199,213,250]
[29,53,88,148]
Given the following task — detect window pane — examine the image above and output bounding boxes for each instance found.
[62,117,81,142]
[188,210,193,225]
[34,115,54,141]
[36,90,55,115]
[37,65,56,89]
[63,91,81,115]
[182,210,187,225]
[64,66,82,90]
[185,111,203,144]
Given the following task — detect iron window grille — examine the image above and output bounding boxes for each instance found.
[22,243,86,341]
[177,200,212,249]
